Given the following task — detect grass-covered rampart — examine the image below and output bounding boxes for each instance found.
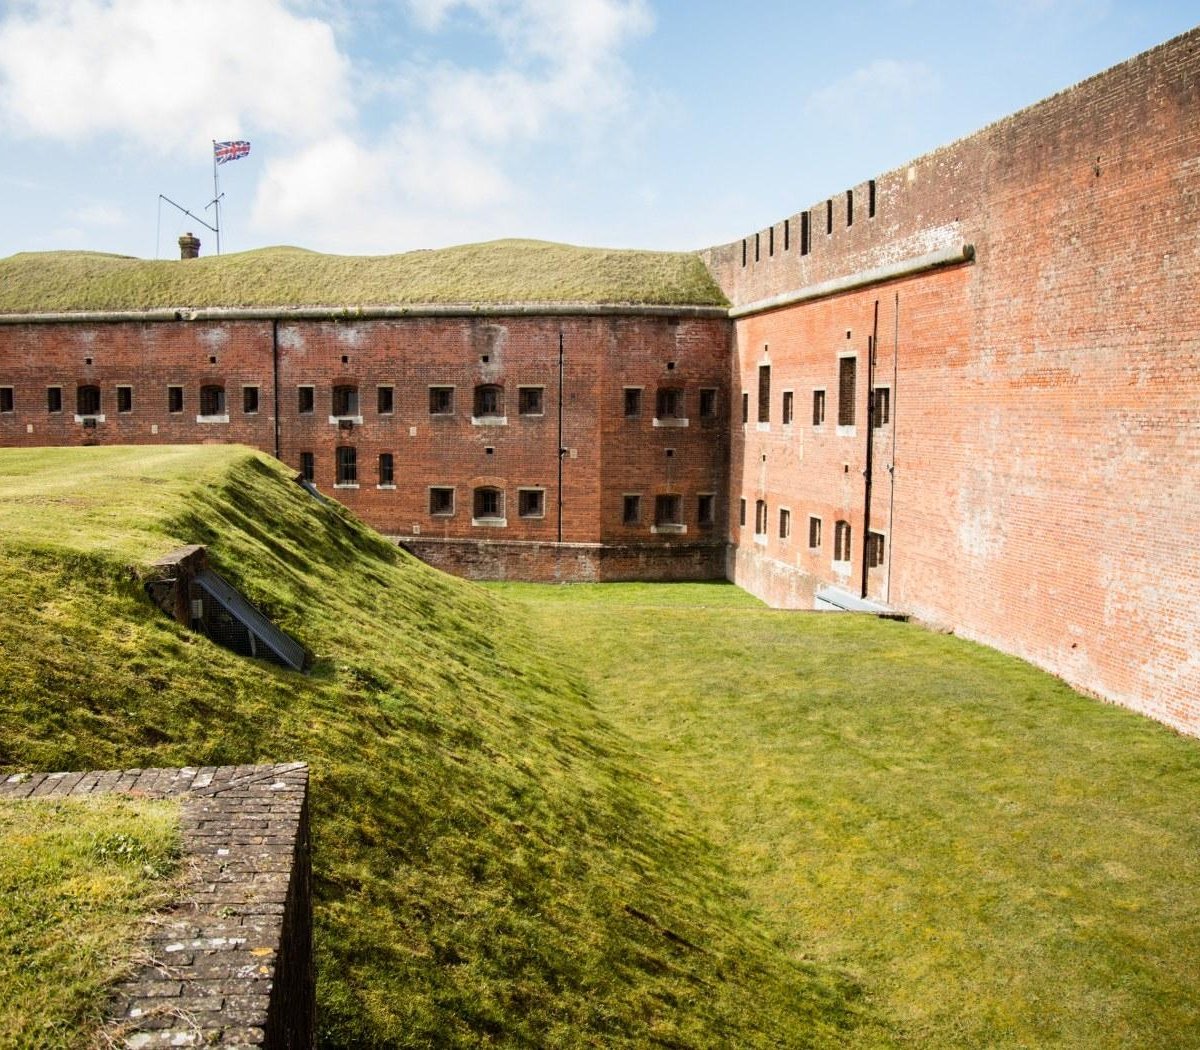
[0,239,728,313]
[0,446,868,1048]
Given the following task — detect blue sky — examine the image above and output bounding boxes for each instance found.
[0,1,1194,259]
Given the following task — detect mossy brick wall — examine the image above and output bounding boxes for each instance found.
[0,763,313,1049]
[706,28,1200,735]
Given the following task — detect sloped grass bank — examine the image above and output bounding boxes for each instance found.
[0,447,872,1047]
[0,796,179,1049]
[494,583,1200,1049]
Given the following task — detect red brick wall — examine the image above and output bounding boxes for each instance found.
[0,312,731,581]
[709,28,1200,735]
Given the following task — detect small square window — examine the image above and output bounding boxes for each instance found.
[473,486,504,520]
[298,386,315,414]
[199,385,225,416]
[812,390,826,426]
[782,390,794,425]
[697,494,714,526]
[518,387,544,415]
[335,446,357,486]
[47,387,62,413]
[378,453,394,486]
[699,388,717,418]
[243,386,260,414]
[623,388,642,417]
[299,452,315,482]
[430,487,455,516]
[168,386,183,414]
[779,508,791,540]
[809,517,822,549]
[116,386,132,413]
[378,386,395,415]
[430,386,454,415]
[474,384,503,417]
[656,387,684,420]
[622,494,641,524]
[518,489,545,518]
[873,387,890,427]
[77,385,100,415]
[332,384,359,417]
[0,387,14,413]
[654,494,682,526]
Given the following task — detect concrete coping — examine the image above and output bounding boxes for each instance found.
[0,763,314,1049]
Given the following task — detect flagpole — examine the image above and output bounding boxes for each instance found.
[212,141,222,255]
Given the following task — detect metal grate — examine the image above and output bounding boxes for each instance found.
[192,569,306,671]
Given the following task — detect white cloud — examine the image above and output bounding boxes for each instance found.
[253,0,655,250]
[0,0,351,155]
[805,59,939,125]
[70,202,126,227]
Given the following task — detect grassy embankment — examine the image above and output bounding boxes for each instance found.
[494,582,1200,1049]
[0,446,869,1048]
[0,796,179,1048]
[0,239,727,312]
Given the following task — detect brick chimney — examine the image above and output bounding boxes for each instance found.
[178,232,201,260]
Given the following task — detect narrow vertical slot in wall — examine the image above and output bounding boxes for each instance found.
[847,189,854,227]
[783,219,790,251]
[826,200,833,235]
[801,212,810,256]
[868,179,877,218]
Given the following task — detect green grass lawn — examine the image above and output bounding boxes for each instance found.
[0,796,179,1049]
[0,448,869,1048]
[0,239,727,312]
[492,582,1200,1049]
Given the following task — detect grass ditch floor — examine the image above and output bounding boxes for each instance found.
[492,582,1200,1049]
[0,447,870,1048]
[0,796,180,1049]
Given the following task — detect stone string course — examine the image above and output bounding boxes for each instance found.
[0,763,313,1048]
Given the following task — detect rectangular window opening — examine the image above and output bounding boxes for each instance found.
[782,390,794,425]
[754,499,767,535]
[518,386,544,416]
[377,386,394,415]
[298,386,315,414]
[243,385,260,414]
[739,498,747,527]
[812,389,826,426]
[167,386,183,414]
[868,531,886,568]
[622,494,641,525]
[741,391,749,425]
[834,520,852,563]
[518,489,545,518]
[757,365,771,423]
[623,387,642,417]
[429,386,454,415]
[378,452,394,486]
[430,487,455,516]
[116,386,132,413]
[809,516,822,549]
[779,508,791,540]
[874,387,890,427]
[656,386,684,420]
[47,386,62,413]
[0,387,13,413]
[697,494,714,527]
[299,452,314,482]
[698,388,717,419]
[332,384,359,417]
[838,358,857,427]
[199,385,225,416]
[654,494,682,527]
[335,446,357,486]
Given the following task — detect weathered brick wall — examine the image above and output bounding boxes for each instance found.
[0,763,313,1048]
[710,28,1200,735]
[0,311,730,580]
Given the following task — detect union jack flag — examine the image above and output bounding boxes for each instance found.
[214,140,251,164]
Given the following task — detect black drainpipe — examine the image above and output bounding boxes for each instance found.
[860,299,879,599]
[271,319,281,460]
[557,330,564,544]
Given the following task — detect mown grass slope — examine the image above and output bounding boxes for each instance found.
[0,446,872,1048]
[494,582,1200,1049]
[0,240,728,313]
[0,796,179,1049]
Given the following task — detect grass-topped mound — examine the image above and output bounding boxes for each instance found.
[0,240,729,314]
[0,796,180,1048]
[0,446,871,1048]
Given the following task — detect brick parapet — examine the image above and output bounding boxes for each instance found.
[0,763,313,1049]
